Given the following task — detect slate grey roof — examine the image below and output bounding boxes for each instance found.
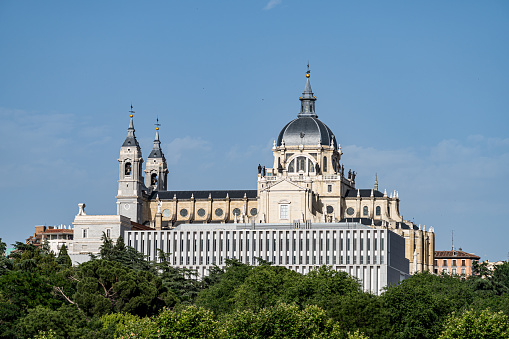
[122,117,139,147]
[148,129,165,159]
[277,117,338,148]
[150,190,258,200]
[345,189,384,198]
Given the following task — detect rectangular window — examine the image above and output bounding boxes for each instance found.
[360,239,364,251]
[347,239,350,251]
[82,229,87,238]
[461,260,466,267]
[327,185,332,193]
[280,204,289,219]
[452,268,457,275]
[461,268,466,275]
[106,229,111,238]
[452,260,456,267]
[443,259,447,266]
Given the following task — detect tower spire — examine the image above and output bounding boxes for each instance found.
[148,116,165,160]
[374,173,379,191]
[123,104,139,146]
[298,64,317,118]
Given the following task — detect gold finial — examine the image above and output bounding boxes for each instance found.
[306,61,310,78]
[129,104,135,118]
[156,127,159,130]
[306,73,310,78]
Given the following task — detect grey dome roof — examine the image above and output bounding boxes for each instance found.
[277,117,338,148]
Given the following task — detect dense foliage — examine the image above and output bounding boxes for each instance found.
[1,236,508,338]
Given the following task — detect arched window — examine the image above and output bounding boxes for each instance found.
[151,173,158,186]
[297,157,306,172]
[288,159,295,172]
[323,156,327,173]
[125,162,132,175]
[309,159,315,172]
[363,206,369,216]
[376,206,381,216]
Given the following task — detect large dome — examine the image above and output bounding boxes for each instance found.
[277,117,338,148]
[276,70,338,149]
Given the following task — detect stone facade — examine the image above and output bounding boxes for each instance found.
[114,70,435,274]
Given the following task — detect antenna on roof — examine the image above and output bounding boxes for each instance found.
[452,230,454,251]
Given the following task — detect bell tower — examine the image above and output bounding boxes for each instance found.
[116,106,145,223]
[144,118,168,191]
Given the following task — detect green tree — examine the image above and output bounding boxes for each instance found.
[0,239,12,277]
[16,304,90,339]
[195,259,253,314]
[382,271,477,338]
[216,303,341,339]
[0,271,62,338]
[65,259,171,317]
[232,264,302,312]
[439,309,509,339]
[55,244,72,268]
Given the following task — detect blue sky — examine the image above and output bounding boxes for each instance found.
[1,1,508,261]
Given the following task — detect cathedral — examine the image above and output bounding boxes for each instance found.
[114,70,435,274]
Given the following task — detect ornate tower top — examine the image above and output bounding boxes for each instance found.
[123,104,139,147]
[298,64,317,118]
[148,117,165,160]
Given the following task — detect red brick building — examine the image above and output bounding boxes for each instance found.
[434,249,480,276]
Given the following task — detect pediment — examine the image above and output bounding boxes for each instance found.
[261,178,307,192]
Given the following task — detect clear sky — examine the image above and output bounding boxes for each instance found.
[1,1,508,261]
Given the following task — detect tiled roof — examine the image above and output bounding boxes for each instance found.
[435,250,480,259]
[150,190,258,200]
[131,221,154,230]
[41,229,73,234]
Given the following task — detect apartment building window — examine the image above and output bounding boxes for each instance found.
[82,229,87,238]
[461,260,466,266]
[443,259,447,266]
[452,268,457,275]
[452,260,456,267]
[461,268,466,275]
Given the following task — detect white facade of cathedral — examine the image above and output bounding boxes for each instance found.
[71,70,434,278]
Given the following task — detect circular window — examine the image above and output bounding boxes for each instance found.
[162,209,171,218]
[197,208,206,217]
[250,208,258,216]
[180,209,188,217]
[346,207,354,216]
[215,208,223,217]
[326,205,334,214]
[232,208,241,216]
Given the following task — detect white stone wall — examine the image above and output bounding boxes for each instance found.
[71,214,131,264]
